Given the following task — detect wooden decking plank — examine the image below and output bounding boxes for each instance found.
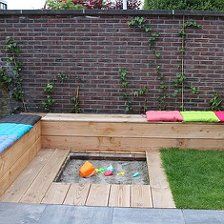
[0,137,41,197]
[131,185,152,208]
[63,183,90,206]
[146,151,169,189]
[151,187,176,208]
[20,149,69,204]
[0,149,54,202]
[109,184,130,208]
[41,182,70,205]
[146,151,175,208]
[85,184,110,207]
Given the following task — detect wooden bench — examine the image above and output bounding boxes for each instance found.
[41,113,224,151]
[0,122,41,196]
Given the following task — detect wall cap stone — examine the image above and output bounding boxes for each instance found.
[0,9,224,17]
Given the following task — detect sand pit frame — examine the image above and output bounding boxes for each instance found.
[54,152,150,185]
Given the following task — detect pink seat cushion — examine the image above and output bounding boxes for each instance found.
[215,111,224,122]
[146,111,183,122]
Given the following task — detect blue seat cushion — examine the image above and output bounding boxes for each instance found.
[0,123,33,153]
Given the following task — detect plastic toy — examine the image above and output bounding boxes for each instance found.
[117,171,125,176]
[97,167,106,173]
[79,161,95,178]
[133,172,140,177]
[107,165,114,172]
[104,170,113,176]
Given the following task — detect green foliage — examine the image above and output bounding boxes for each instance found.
[1,38,26,110]
[144,0,224,12]
[57,72,68,83]
[119,68,148,113]
[173,20,202,110]
[43,82,55,94]
[0,67,12,90]
[119,68,133,113]
[128,17,167,110]
[46,0,84,10]
[42,95,55,112]
[71,86,81,113]
[209,93,223,110]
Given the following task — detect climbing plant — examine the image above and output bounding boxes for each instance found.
[42,73,81,113]
[209,93,223,110]
[0,38,26,111]
[128,17,168,110]
[173,19,202,110]
[71,86,81,113]
[119,68,148,113]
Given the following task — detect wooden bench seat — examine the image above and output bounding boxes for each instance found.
[0,121,41,197]
[41,113,224,151]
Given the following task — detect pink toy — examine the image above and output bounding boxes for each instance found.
[104,171,113,176]
[146,111,183,122]
[215,111,224,122]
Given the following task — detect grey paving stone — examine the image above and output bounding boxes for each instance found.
[38,204,76,224]
[112,208,185,224]
[0,202,46,224]
[73,206,114,224]
[183,209,222,224]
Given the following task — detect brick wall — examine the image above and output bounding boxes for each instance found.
[0,10,223,114]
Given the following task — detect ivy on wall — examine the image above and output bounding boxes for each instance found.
[42,73,82,113]
[0,38,26,112]
[173,18,202,110]
[119,68,148,113]
[128,16,168,110]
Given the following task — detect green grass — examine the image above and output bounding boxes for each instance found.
[161,148,224,210]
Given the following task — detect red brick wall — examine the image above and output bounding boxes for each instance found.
[0,10,223,113]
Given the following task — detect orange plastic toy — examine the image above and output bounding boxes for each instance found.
[79,161,95,178]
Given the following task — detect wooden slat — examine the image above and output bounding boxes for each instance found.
[151,187,176,208]
[146,151,175,208]
[0,137,41,197]
[63,183,90,206]
[131,185,152,208]
[20,149,69,203]
[0,122,41,179]
[0,149,54,202]
[109,185,130,207]
[42,135,224,151]
[42,113,146,123]
[85,184,110,207]
[41,182,70,205]
[42,121,224,139]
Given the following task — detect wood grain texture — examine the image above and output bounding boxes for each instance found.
[1,149,54,202]
[131,185,152,208]
[42,113,146,123]
[86,184,110,207]
[20,149,69,203]
[0,137,41,197]
[41,182,70,205]
[146,151,175,208]
[42,135,224,151]
[63,183,90,206]
[42,120,224,139]
[109,185,130,207]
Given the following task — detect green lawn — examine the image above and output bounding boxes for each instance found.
[161,148,224,210]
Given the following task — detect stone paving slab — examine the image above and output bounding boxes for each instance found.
[0,202,224,224]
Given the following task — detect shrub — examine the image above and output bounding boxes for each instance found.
[144,0,224,12]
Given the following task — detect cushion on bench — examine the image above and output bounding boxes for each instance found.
[0,114,41,126]
[0,114,41,154]
[146,111,183,122]
[180,111,220,123]
[215,111,224,122]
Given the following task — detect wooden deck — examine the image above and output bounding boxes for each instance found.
[0,149,175,208]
